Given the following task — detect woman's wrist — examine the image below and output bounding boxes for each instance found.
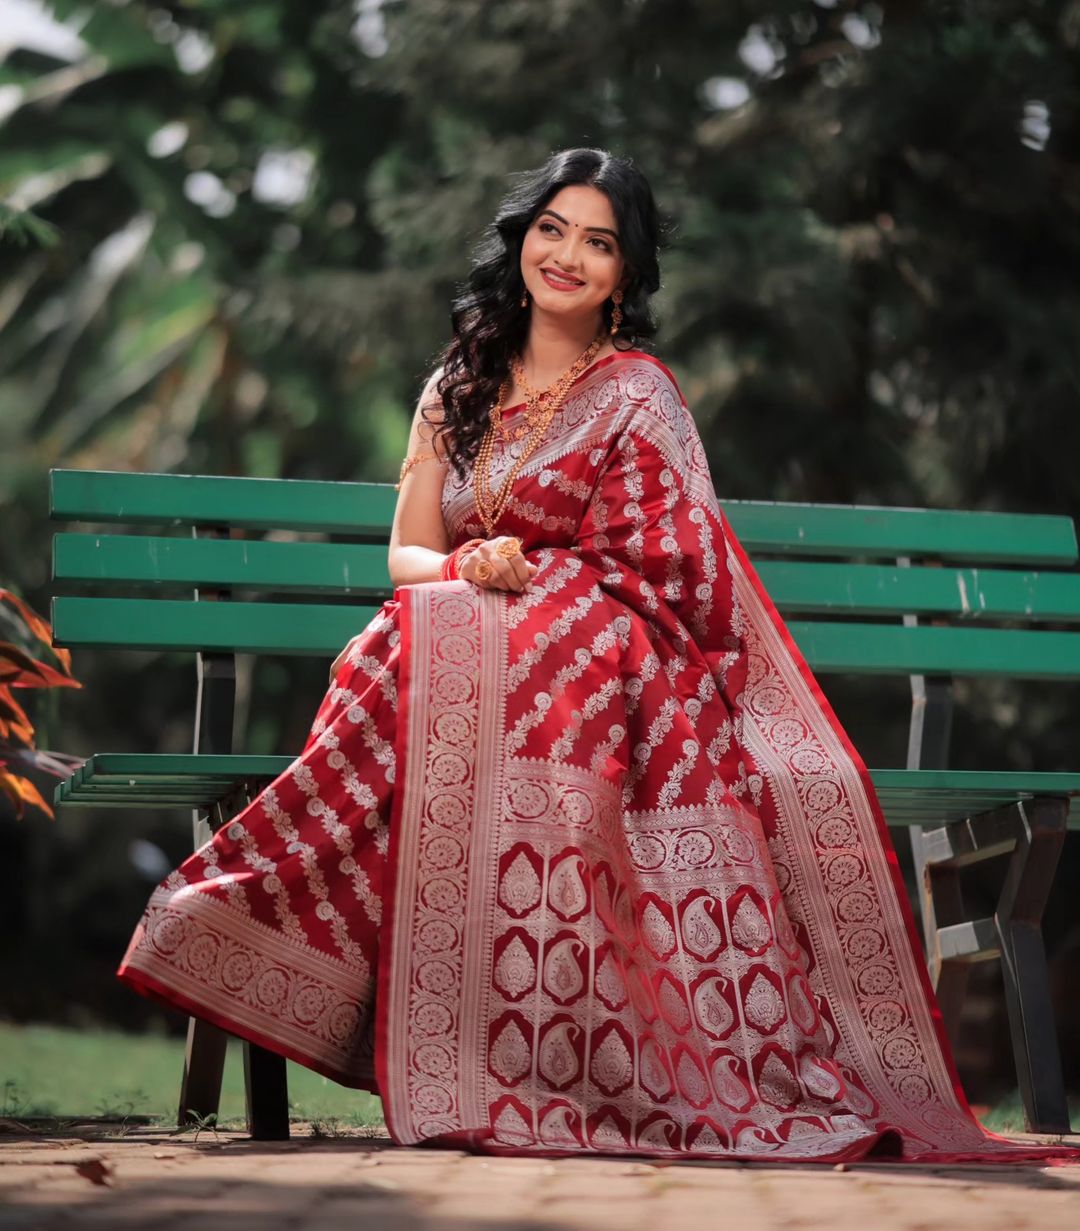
[442,538,485,581]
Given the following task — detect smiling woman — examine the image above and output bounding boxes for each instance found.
[406,149,663,497]
[117,148,1077,1167]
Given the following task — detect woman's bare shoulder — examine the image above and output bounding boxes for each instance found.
[408,367,442,429]
[412,366,454,459]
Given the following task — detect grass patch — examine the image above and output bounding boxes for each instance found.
[979,1089,1079,1136]
[0,1021,384,1128]
[5,1021,1073,1138]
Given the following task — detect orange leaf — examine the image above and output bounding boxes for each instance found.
[0,590,55,648]
[0,642,79,690]
[0,591,76,679]
[12,662,81,690]
[0,686,34,746]
[0,769,54,819]
[0,643,47,685]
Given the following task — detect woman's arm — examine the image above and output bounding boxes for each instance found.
[386,372,537,592]
[331,374,535,680]
[329,377,450,680]
[388,371,453,587]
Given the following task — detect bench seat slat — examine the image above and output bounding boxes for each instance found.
[868,768,1080,792]
[56,756,1080,828]
[87,754,292,776]
[71,755,1080,792]
[879,799,1059,823]
[59,794,1072,823]
[51,597,1080,677]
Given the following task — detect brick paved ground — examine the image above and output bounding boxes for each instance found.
[2,1123,1079,1231]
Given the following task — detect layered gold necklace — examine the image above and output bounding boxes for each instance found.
[473,331,607,535]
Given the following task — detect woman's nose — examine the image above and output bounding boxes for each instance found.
[553,233,583,266]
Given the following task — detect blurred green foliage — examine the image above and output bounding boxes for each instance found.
[0,2,1078,1084]
[1,1,1076,522]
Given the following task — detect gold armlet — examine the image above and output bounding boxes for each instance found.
[396,451,442,490]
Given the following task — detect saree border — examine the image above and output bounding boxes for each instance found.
[378,579,508,1144]
[119,886,376,1085]
[722,525,1044,1158]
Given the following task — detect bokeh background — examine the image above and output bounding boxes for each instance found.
[1,0,1078,1126]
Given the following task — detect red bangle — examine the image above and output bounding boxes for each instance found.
[442,538,483,581]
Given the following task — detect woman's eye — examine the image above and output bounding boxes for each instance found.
[539,222,559,235]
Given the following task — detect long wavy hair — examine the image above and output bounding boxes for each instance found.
[426,148,665,480]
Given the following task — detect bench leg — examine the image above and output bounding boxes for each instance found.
[179,1017,228,1127]
[923,863,972,1047]
[244,1042,290,1140]
[905,670,964,1034]
[995,797,1071,1134]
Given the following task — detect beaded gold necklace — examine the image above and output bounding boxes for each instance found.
[473,332,607,536]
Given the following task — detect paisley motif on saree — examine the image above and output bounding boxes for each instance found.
[120,351,1074,1162]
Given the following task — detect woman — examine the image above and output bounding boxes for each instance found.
[119,149,1071,1163]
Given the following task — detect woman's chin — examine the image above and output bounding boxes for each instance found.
[530,296,604,324]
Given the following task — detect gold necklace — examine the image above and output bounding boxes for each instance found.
[474,331,606,535]
[499,347,590,442]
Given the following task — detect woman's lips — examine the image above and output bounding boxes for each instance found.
[540,268,585,292]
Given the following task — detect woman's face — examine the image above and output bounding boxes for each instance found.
[519,184,627,327]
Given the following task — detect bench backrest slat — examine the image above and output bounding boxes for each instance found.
[49,470,1080,683]
[787,620,1080,679]
[50,470,397,538]
[53,533,1080,622]
[753,560,1080,621]
[50,470,1079,565]
[51,596,383,657]
[54,533,391,596]
[723,499,1078,564]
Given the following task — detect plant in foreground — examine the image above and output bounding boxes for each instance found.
[0,589,82,819]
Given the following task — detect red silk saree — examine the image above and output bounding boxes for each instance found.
[119,350,1073,1162]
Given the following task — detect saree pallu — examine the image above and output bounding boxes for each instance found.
[119,350,1074,1163]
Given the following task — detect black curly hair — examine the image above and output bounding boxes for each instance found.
[426,148,665,480]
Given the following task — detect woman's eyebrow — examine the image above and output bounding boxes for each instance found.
[538,208,620,243]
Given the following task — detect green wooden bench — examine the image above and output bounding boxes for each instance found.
[49,468,1080,1139]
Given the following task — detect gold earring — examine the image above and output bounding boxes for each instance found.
[610,289,624,336]
[520,289,529,309]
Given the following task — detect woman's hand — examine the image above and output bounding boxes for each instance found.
[459,536,538,592]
